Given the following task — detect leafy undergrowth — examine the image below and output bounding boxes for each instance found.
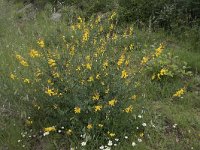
[0,1,200,150]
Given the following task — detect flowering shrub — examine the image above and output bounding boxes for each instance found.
[140,43,192,81]
[9,12,190,149]
[10,13,147,149]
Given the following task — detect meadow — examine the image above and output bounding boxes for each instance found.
[0,0,200,149]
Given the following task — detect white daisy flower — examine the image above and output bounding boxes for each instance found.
[142,123,147,127]
[115,138,119,142]
[124,136,128,139]
[81,141,87,146]
[108,140,113,146]
[132,142,136,147]
[99,145,104,149]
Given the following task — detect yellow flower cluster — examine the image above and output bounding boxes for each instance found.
[92,92,100,101]
[141,56,149,65]
[155,43,164,57]
[74,107,81,114]
[82,28,89,42]
[94,105,103,112]
[29,49,40,58]
[124,105,133,113]
[173,88,185,97]
[16,54,29,67]
[37,39,45,48]
[108,99,117,106]
[45,87,58,96]
[157,68,169,79]
[44,126,56,132]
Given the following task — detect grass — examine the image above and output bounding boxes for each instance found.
[0,0,200,149]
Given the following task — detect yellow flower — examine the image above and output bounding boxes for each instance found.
[160,68,168,76]
[10,73,16,80]
[124,105,133,113]
[23,78,30,84]
[82,29,89,42]
[77,16,83,23]
[140,132,144,137]
[74,107,81,114]
[45,87,57,96]
[48,59,56,67]
[105,88,109,94]
[52,72,60,78]
[173,88,185,97]
[131,95,137,100]
[86,63,92,70]
[141,56,149,65]
[16,54,23,60]
[88,76,94,82]
[44,126,56,132]
[87,124,93,129]
[121,70,128,78]
[96,74,100,80]
[117,54,125,66]
[108,99,117,106]
[125,60,129,66]
[37,39,45,48]
[94,105,102,112]
[25,119,33,126]
[155,43,164,57]
[66,129,72,135]
[151,74,156,80]
[103,60,108,69]
[109,133,116,137]
[85,55,90,61]
[16,54,29,66]
[20,60,29,67]
[92,92,100,101]
[29,49,40,58]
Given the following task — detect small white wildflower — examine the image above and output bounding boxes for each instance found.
[81,141,87,146]
[138,138,142,142]
[108,140,113,146]
[22,145,25,148]
[115,138,119,142]
[61,126,64,129]
[136,127,139,129]
[124,136,128,139]
[173,124,177,128]
[99,145,104,149]
[58,130,62,133]
[132,142,136,147]
[138,115,142,118]
[114,144,117,146]
[18,140,21,143]
[43,132,49,136]
[142,123,147,127]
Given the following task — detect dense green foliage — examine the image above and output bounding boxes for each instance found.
[14,0,200,28]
